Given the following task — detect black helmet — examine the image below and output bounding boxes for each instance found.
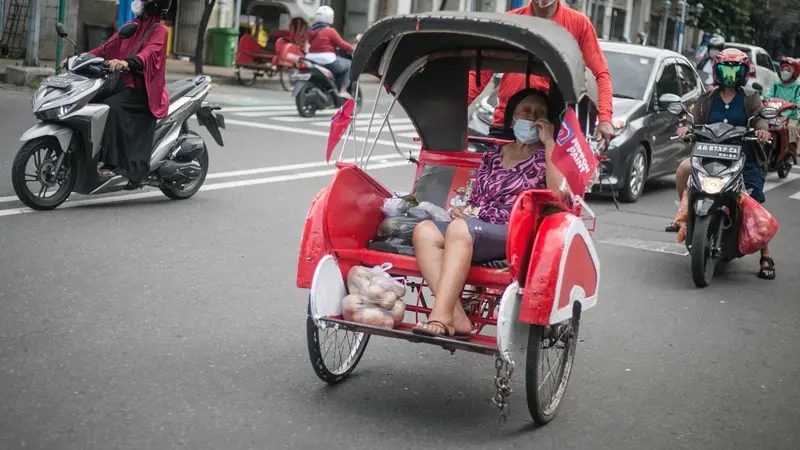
[145,0,171,16]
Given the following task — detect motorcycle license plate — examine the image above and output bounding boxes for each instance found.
[41,73,76,89]
[692,143,742,161]
[291,73,311,81]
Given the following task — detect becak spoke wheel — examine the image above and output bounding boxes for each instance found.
[525,310,580,425]
[306,299,370,383]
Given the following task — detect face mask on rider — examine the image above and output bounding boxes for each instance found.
[781,70,794,82]
[131,0,143,17]
[513,119,540,145]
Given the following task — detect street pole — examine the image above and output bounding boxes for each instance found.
[23,0,40,67]
[55,0,66,74]
[676,0,686,54]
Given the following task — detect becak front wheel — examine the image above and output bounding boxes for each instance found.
[306,298,370,383]
[525,307,581,425]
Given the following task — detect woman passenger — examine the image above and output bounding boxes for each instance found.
[411,88,567,339]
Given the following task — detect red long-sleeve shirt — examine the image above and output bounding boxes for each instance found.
[307,27,354,54]
[468,1,613,125]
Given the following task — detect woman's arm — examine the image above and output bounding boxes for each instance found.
[534,120,569,198]
[328,29,354,53]
[467,147,495,208]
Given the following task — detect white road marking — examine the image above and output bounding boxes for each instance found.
[763,172,800,192]
[397,131,419,138]
[0,153,406,204]
[270,116,319,122]
[790,191,800,200]
[0,160,411,218]
[220,105,311,112]
[598,238,689,256]
[220,118,420,150]
[230,111,309,118]
[310,122,417,133]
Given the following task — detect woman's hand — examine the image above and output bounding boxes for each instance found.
[107,59,129,72]
[60,58,69,69]
[755,129,772,144]
[533,119,555,146]
[676,125,690,139]
[449,206,468,219]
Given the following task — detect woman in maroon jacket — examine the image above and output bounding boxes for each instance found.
[61,0,170,188]
[304,6,355,98]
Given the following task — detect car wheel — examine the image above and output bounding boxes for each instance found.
[619,146,648,203]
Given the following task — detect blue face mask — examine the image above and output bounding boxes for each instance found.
[513,119,540,144]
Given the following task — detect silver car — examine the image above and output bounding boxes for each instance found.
[723,43,779,92]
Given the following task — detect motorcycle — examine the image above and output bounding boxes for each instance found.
[666,99,778,287]
[761,97,797,178]
[291,51,362,118]
[12,22,225,211]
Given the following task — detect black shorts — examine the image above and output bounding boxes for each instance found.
[432,218,508,262]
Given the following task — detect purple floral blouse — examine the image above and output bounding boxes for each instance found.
[467,144,547,225]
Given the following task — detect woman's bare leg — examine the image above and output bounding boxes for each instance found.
[413,221,445,293]
[413,221,473,333]
[414,219,473,335]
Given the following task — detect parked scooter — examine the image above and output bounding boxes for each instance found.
[761,97,797,178]
[666,97,778,287]
[11,22,225,211]
[291,52,362,118]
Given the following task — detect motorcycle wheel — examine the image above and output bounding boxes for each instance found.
[690,215,717,288]
[777,159,791,179]
[159,146,209,200]
[11,137,76,211]
[296,85,318,118]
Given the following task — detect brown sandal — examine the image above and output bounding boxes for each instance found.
[411,320,471,341]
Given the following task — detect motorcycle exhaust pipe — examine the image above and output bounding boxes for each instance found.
[158,160,202,182]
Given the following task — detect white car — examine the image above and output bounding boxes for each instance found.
[723,43,779,92]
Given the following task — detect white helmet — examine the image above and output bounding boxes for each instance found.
[314,6,334,25]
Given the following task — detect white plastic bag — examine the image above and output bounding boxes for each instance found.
[381,197,410,218]
[407,201,451,222]
[347,263,406,301]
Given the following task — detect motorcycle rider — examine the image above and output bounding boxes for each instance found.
[304,5,355,99]
[668,48,775,279]
[762,57,800,159]
[697,35,725,88]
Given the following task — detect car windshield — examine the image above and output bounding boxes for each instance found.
[604,51,654,100]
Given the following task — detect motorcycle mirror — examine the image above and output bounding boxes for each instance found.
[760,106,779,120]
[667,102,686,116]
[119,22,139,39]
[56,22,68,38]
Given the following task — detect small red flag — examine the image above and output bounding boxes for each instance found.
[326,99,355,162]
[550,108,599,197]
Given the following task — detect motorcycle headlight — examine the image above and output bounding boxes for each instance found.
[36,104,77,121]
[691,156,706,172]
[720,156,745,176]
[697,172,725,194]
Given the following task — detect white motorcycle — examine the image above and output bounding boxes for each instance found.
[12,22,225,211]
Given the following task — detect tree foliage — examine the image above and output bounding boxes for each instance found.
[693,0,755,42]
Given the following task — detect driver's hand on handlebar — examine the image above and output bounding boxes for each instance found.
[676,125,690,139]
[59,58,69,69]
[595,121,615,143]
[107,59,129,72]
[755,129,771,144]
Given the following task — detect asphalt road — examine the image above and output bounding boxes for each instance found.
[1,80,799,450]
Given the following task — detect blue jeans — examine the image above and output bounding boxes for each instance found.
[324,57,351,91]
[742,161,765,203]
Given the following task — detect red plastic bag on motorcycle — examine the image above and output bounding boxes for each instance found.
[738,192,779,255]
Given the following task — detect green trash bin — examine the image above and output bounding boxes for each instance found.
[209,28,238,67]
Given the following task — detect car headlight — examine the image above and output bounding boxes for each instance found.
[612,117,627,135]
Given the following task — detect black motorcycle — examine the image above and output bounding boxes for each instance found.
[666,100,777,287]
[292,52,362,118]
